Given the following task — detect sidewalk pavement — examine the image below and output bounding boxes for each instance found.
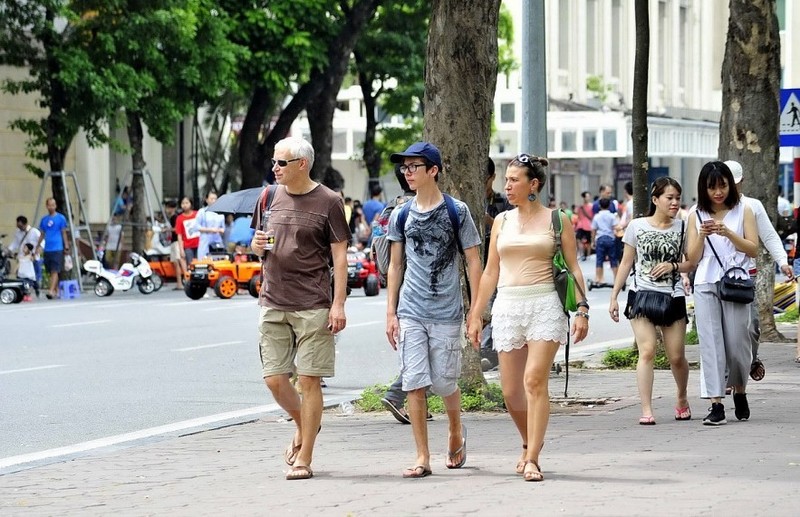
[2,329,799,516]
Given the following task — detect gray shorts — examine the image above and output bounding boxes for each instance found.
[398,318,462,396]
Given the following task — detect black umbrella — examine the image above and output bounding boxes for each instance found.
[206,187,266,216]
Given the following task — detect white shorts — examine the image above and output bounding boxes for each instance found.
[491,284,569,352]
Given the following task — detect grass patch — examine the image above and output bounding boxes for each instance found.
[602,347,670,370]
[357,380,506,413]
[775,306,798,323]
[685,326,698,345]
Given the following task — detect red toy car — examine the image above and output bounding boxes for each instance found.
[347,248,380,296]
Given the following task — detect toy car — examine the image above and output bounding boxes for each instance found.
[0,278,30,304]
[184,252,262,300]
[347,248,380,296]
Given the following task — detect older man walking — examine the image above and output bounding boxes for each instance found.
[250,137,350,480]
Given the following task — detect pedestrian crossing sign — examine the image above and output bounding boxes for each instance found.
[780,88,800,146]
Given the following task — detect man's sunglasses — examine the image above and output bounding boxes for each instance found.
[271,158,301,168]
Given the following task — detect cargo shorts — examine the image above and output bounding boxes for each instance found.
[258,307,335,378]
[398,317,462,396]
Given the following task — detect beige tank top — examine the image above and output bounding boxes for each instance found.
[497,215,555,287]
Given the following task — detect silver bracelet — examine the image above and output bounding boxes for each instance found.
[575,311,590,320]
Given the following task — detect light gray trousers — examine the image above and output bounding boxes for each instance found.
[748,300,760,362]
[694,284,752,399]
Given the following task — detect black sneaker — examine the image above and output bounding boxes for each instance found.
[702,403,727,426]
[733,393,750,421]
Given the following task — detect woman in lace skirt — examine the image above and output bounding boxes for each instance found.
[608,177,692,425]
[468,154,589,482]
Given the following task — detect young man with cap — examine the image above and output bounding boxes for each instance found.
[725,160,793,385]
[251,136,350,481]
[385,141,482,478]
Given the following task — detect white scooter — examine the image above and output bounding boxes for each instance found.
[83,252,159,297]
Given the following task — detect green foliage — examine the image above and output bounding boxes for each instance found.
[497,3,518,77]
[775,307,798,323]
[75,0,240,146]
[602,348,638,369]
[219,0,330,95]
[357,383,391,411]
[602,346,671,370]
[586,75,612,102]
[0,1,126,173]
[686,321,699,345]
[374,119,424,173]
[357,380,506,413]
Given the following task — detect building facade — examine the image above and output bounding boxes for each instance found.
[1,0,798,238]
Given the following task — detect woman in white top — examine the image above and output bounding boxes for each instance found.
[686,161,758,426]
[609,177,691,425]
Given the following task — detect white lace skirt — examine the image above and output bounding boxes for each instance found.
[491,284,569,352]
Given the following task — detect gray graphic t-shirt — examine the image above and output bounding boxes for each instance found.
[622,217,685,297]
[387,196,481,323]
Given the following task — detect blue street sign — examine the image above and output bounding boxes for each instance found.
[780,88,800,147]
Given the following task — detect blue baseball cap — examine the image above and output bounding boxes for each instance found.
[390,141,442,170]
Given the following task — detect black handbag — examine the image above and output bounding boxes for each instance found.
[700,217,755,304]
[716,266,755,304]
[626,221,684,325]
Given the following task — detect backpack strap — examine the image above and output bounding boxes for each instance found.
[443,194,464,255]
[258,185,278,231]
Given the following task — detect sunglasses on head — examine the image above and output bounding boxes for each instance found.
[514,153,546,165]
[271,157,301,168]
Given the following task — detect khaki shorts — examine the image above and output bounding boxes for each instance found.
[258,306,335,378]
[169,241,182,261]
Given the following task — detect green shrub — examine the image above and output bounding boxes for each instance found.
[603,348,638,369]
[776,307,798,323]
[685,326,698,345]
[357,379,506,413]
[356,383,391,411]
[602,347,671,370]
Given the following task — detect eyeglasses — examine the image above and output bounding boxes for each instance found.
[271,158,301,168]
[399,163,427,175]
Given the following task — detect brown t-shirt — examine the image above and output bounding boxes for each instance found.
[252,184,349,311]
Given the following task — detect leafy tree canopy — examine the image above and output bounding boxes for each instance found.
[73,0,239,145]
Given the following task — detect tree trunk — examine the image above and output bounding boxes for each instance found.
[719,0,785,342]
[424,0,501,388]
[239,87,274,188]
[355,52,381,180]
[126,111,148,254]
[631,0,650,218]
[306,0,380,188]
[307,94,340,189]
[43,5,70,213]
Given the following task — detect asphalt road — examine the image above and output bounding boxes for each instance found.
[0,258,631,465]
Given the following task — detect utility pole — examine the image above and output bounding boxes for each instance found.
[521,0,548,157]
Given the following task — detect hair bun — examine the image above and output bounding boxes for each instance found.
[537,157,549,167]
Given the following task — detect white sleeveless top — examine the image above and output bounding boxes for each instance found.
[692,203,748,286]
